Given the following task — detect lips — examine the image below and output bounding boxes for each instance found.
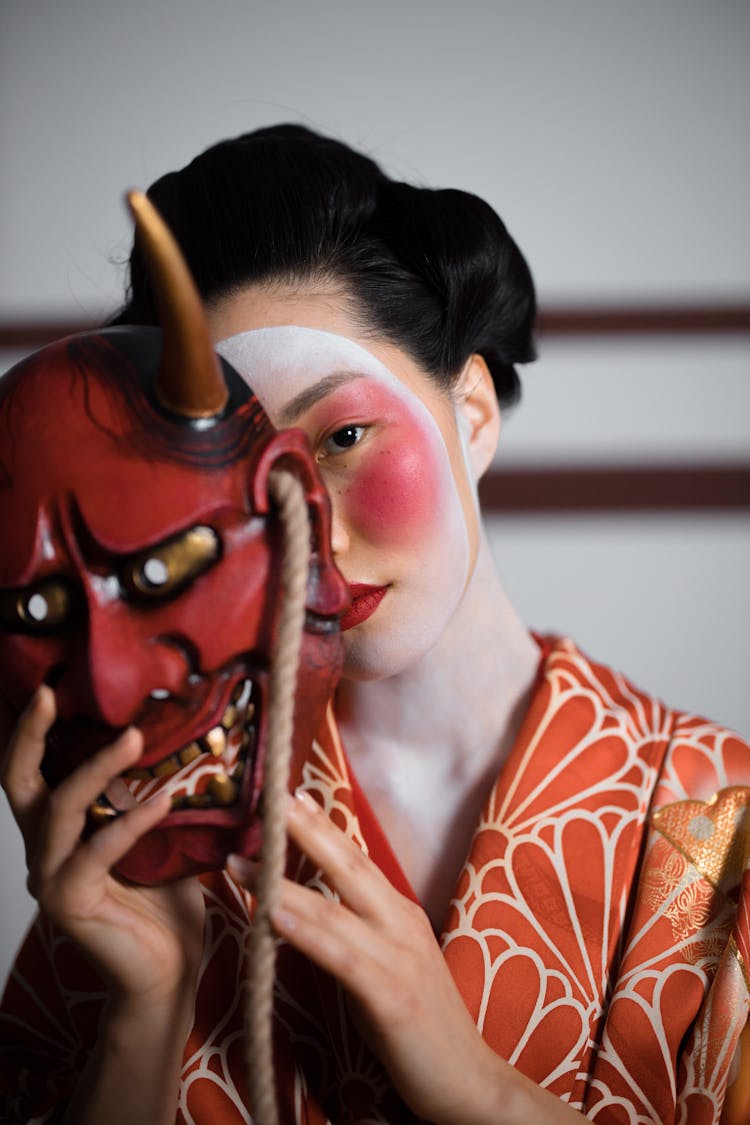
[340,584,388,631]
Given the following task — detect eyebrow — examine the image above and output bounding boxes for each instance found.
[277,371,366,426]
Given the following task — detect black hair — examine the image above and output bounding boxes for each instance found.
[113,124,537,406]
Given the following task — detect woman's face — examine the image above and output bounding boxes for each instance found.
[210,285,494,681]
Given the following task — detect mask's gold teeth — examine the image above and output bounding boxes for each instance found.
[90,799,118,823]
[153,755,181,778]
[179,742,201,766]
[125,767,151,781]
[122,677,255,799]
[208,773,239,806]
[204,726,226,758]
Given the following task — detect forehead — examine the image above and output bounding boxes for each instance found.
[216,326,414,419]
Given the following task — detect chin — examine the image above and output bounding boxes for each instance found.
[340,623,445,683]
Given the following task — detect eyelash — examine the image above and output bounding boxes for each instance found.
[320,424,366,456]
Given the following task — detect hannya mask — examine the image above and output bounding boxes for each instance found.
[0,195,348,884]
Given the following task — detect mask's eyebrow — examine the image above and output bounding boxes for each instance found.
[277,371,366,426]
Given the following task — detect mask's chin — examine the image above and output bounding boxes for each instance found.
[83,673,266,886]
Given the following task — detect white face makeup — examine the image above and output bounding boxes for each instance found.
[217,325,473,681]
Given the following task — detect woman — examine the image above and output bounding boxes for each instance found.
[1,124,748,1124]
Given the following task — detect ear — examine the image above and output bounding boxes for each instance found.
[454,354,501,480]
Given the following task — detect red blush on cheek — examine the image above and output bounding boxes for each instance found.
[345,427,448,548]
[310,378,458,549]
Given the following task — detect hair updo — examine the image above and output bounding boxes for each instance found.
[114,124,537,406]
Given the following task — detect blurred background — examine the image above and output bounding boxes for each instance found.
[1,0,748,983]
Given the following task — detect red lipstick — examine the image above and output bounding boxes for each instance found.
[341,584,388,631]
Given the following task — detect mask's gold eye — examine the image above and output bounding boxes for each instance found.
[0,579,73,634]
[121,526,220,600]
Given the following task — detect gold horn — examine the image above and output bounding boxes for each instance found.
[126,190,229,418]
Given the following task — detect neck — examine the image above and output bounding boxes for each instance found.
[334,530,539,925]
[337,530,537,763]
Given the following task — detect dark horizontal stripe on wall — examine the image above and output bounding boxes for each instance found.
[0,320,98,349]
[537,304,750,337]
[479,464,750,513]
[2,304,749,349]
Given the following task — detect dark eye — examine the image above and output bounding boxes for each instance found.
[0,578,73,635]
[322,425,365,454]
[121,525,220,600]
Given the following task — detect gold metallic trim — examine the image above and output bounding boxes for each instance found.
[650,786,750,894]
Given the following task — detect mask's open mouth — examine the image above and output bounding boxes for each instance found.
[88,677,257,822]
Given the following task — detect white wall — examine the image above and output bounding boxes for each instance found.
[2,0,749,313]
[1,0,749,985]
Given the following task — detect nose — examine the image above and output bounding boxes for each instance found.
[55,581,192,728]
[329,498,350,558]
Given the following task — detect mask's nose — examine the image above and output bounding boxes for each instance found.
[53,577,192,729]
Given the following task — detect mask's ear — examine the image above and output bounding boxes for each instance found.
[250,428,346,617]
[454,355,501,480]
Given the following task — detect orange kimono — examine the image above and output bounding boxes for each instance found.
[2,636,749,1123]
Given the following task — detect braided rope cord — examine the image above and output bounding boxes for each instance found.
[244,469,311,1125]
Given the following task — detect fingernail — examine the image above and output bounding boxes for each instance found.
[227,853,259,882]
[271,906,297,933]
[293,788,318,811]
[30,684,51,709]
[117,726,141,748]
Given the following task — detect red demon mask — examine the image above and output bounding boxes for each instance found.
[0,195,348,884]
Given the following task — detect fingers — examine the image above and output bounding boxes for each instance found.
[33,788,172,914]
[30,771,170,907]
[228,794,501,1122]
[228,853,399,1001]
[104,776,139,811]
[32,728,146,887]
[0,690,173,912]
[283,790,394,921]
[275,875,402,993]
[1,685,56,828]
[67,790,172,883]
[228,788,411,927]
[227,789,428,993]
